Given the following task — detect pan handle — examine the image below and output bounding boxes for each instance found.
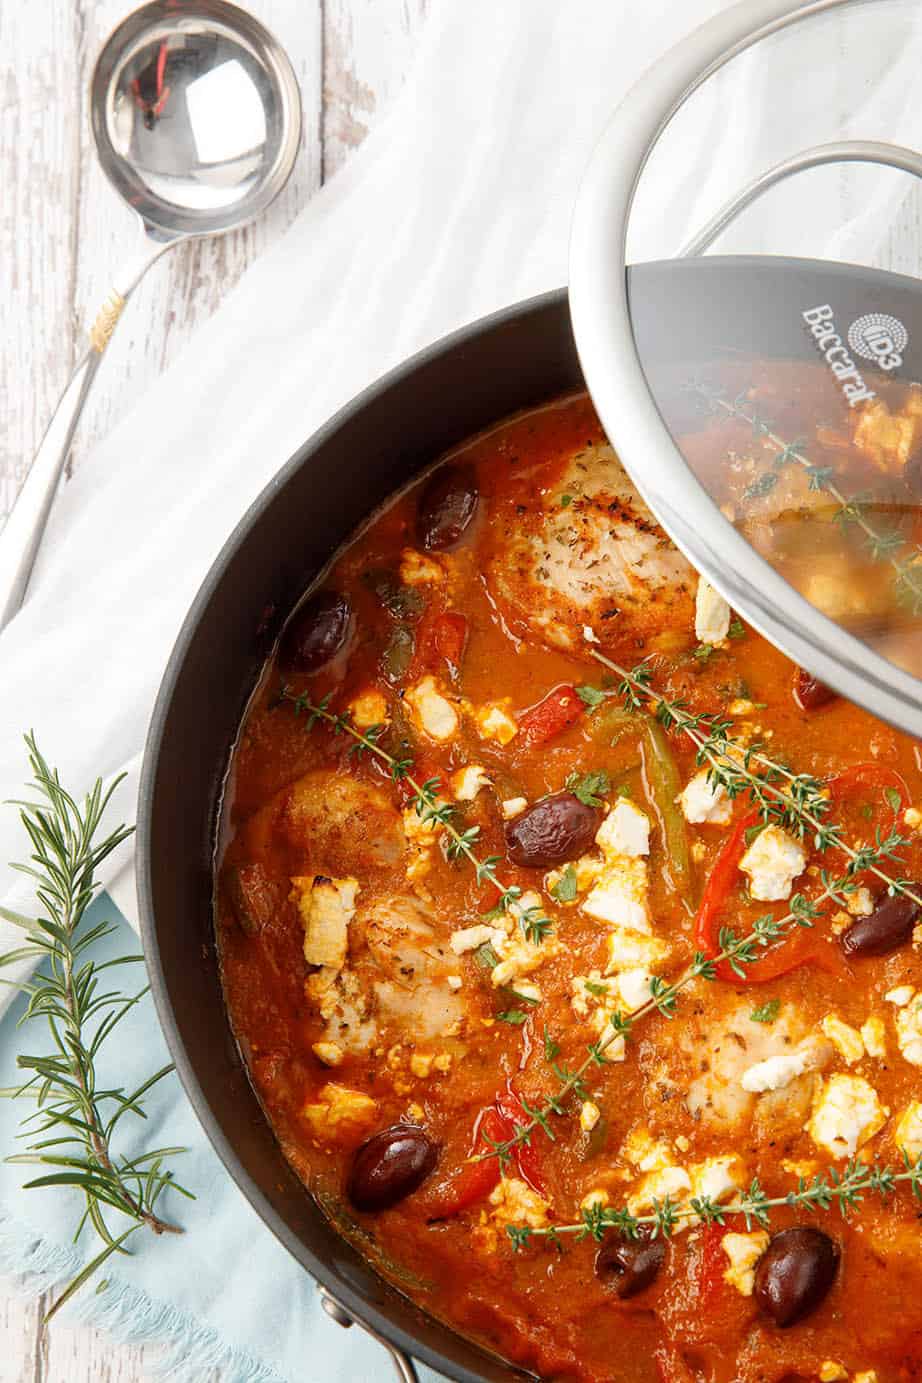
[679,138,922,257]
[319,1288,420,1383]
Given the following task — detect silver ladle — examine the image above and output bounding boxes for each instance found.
[0,0,302,630]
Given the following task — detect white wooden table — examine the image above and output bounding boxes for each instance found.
[1,2,427,1378]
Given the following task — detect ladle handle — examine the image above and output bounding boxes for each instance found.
[319,1288,420,1383]
[0,236,171,632]
[679,138,922,258]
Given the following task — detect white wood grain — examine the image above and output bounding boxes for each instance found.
[1,2,427,1378]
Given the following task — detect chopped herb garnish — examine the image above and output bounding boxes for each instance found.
[543,1026,560,1061]
[728,618,746,640]
[585,980,609,998]
[693,643,715,664]
[565,769,611,807]
[551,864,578,903]
[616,784,633,799]
[559,493,574,507]
[742,472,779,502]
[498,1009,528,1026]
[744,823,764,845]
[750,998,781,1024]
[575,684,607,709]
[886,786,902,813]
[475,942,500,970]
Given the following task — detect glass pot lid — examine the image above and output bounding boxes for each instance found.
[569,0,922,738]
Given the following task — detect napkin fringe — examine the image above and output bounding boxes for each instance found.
[0,1204,284,1383]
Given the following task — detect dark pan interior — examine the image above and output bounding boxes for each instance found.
[138,258,922,1382]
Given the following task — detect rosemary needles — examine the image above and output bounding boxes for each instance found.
[0,734,191,1322]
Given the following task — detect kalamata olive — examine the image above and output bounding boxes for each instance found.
[793,666,837,711]
[753,1227,839,1328]
[227,862,279,937]
[595,1231,666,1298]
[347,1123,438,1212]
[416,464,479,551]
[279,591,351,673]
[505,792,600,869]
[840,886,922,958]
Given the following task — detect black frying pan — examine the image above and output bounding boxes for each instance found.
[137,257,922,1382]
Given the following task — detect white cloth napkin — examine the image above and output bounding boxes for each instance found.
[4,0,922,974]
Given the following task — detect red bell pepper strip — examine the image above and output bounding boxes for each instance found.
[693,809,824,984]
[495,1086,547,1196]
[517,684,584,747]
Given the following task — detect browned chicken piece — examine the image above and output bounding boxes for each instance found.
[486,443,696,658]
[852,389,922,473]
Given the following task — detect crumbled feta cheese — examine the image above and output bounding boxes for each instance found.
[473,702,518,745]
[580,1188,609,1211]
[817,1361,848,1382]
[410,1053,434,1078]
[807,1074,888,1159]
[501,796,528,819]
[301,1083,378,1144]
[311,1041,344,1067]
[450,923,504,955]
[846,886,874,917]
[584,858,651,930]
[405,676,459,741]
[399,547,444,584]
[511,980,542,1004]
[627,1164,691,1216]
[587,1013,626,1062]
[580,1100,601,1133]
[621,1125,674,1173]
[347,688,389,729]
[616,967,655,1012]
[722,1230,770,1297]
[695,577,731,644]
[860,1015,887,1059]
[679,769,733,826]
[583,624,600,644]
[595,799,651,858]
[741,1038,826,1093]
[728,698,756,717]
[687,1155,745,1212]
[450,764,490,801]
[433,1052,452,1073]
[605,927,669,976]
[852,1372,878,1383]
[738,824,807,901]
[821,1013,865,1066]
[447,975,462,991]
[885,985,915,1007]
[894,1100,922,1163]
[570,971,616,1018]
[904,806,922,830]
[895,993,922,1066]
[292,875,358,971]
[489,1176,549,1230]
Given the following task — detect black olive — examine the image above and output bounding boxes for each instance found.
[279,591,352,673]
[504,792,600,869]
[595,1231,666,1298]
[840,887,922,959]
[416,465,479,551]
[347,1123,438,1212]
[753,1227,839,1328]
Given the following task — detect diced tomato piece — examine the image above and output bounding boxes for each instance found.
[517,684,584,747]
[422,1107,510,1217]
[415,610,469,681]
[495,1086,546,1197]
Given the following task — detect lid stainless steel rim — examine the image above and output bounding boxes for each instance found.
[569,0,922,738]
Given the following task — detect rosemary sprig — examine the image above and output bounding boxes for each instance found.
[0,735,191,1322]
[506,1154,922,1250]
[693,384,922,614]
[279,689,553,943]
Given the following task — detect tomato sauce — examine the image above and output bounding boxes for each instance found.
[217,386,922,1382]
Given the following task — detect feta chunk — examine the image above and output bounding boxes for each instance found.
[895,993,922,1066]
[488,1176,549,1230]
[847,886,874,917]
[627,1164,691,1216]
[301,1082,377,1145]
[894,1100,922,1163]
[807,1074,888,1159]
[821,1013,865,1066]
[584,857,650,930]
[450,764,490,801]
[679,769,733,826]
[570,971,616,1018]
[885,985,915,1007]
[595,799,651,858]
[311,1041,344,1067]
[616,967,655,1012]
[399,547,444,585]
[347,688,389,729]
[861,1015,887,1059]
[405,676,459,741]
[722,1230,770,1297]
[687,1155,745,1211]
[605,927,669,976]
[621,1125,673,1173]
[501,796,528,819]
[449,923,504,956]
[474,702,518,745]
[695,577,731,644]
[741,1037,826,1093]
[580,1100,601,1133]
[292,874,358,971]
[739,824,807,901]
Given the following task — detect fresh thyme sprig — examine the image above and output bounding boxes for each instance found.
[0,735,191,1322]
[587,647,922,912]
[505,1154,922,1250]
[278,688,553,943]
[691,384,922,614]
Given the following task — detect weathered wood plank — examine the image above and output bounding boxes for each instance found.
[0,1279,46,1383]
